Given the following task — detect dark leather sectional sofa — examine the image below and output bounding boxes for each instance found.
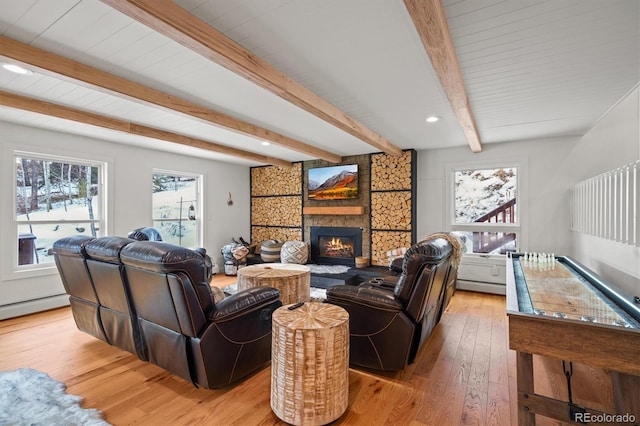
[53,235,282,388]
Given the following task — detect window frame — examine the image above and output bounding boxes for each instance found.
[151,169,203,248]
[9,150,109,277]
[446,158,528,256]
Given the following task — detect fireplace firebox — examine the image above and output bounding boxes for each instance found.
[310,226,362,266]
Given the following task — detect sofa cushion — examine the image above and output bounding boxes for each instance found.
[128,227,163,241]
[260,240,283,263]
[386,247,407,268]
[85,236,134,263]
[280,240,308,264]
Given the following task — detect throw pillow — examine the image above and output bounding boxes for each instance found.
[231,245,249,260]
[386,247,408,267]
[211,286,226,304]
[280,240,309,264]
[260,240,283,263]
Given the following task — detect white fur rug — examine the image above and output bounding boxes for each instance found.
[222,283,327,301]
[306,264,350,274]
[0,368,109,425]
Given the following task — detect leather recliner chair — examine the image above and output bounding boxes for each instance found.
[120,240,282,388]
[325,237,455,371]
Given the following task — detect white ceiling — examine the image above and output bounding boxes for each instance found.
[0,0,637,166]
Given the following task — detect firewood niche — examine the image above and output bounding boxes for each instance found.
[302,206,364,215]
[250,150,416,266]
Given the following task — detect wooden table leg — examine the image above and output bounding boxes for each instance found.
[611,371,640,420]
[517,351,536,426]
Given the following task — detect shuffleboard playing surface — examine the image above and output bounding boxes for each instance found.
[519,258,636,327]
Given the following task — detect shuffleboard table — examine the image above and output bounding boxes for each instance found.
[506,254,640,425]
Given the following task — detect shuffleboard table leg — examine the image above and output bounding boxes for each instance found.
[611,371,640,420]
[517,351,536,426]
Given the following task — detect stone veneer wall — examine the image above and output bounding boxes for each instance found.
[303,154,371,258]
[250,150,416,266]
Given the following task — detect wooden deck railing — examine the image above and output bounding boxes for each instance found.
[473,198,516,224]
[472,198,516,253]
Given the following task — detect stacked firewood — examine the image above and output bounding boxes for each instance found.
[251,196,302,227]
[371,231,413,266]
[370,151,413,266]
[371,151,412,191]
[371,192,412,230]
[251,164,302,196]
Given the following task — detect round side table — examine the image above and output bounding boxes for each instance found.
[271,302,349,425]
[237,263,310,305]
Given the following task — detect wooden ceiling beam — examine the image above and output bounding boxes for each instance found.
[0,35,339,163]
[100,0,403,157]
[404,0,483,153]
[0,90,293,168]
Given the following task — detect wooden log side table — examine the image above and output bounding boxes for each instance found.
[237,263,311,305]
[271,302,349,426]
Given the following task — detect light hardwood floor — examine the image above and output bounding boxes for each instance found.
[0,276,615,425]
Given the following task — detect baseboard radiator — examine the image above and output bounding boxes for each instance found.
[0,295,69,320]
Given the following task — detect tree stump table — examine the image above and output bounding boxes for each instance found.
[271,302,349,425]
[237,263,311,305]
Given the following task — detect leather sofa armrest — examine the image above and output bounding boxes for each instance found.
[326,285,403,311]
[209,286,281,322]
[193,248,214,282]
[361,275,399,290]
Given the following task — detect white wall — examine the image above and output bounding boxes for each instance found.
[568,85,640,299]
[416,135,579,255]
[0,121,250,318]
[417,84,640,300]
[566,86,639,180]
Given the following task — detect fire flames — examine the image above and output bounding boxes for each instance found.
[329,237,346,250]
[321,237,354,258]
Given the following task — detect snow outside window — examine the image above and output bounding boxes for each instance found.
[152,172,201,248]
[452,167,519,255]
[15,153,105,269]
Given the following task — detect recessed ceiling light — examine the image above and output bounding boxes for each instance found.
[425,116,440,123]
[261,141,271,146]
[2,64,34,75]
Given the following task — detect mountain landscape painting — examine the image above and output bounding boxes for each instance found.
[308,164,358,200]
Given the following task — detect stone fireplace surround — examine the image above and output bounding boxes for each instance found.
[308,225,386,290]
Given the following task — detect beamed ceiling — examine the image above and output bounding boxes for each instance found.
[0,0,638,167]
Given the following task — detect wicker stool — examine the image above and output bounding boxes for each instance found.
[271,302,349,425]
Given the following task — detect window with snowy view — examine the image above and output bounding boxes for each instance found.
[152,172,201,248]
[452,167,518,255]
[15,153,105,268]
